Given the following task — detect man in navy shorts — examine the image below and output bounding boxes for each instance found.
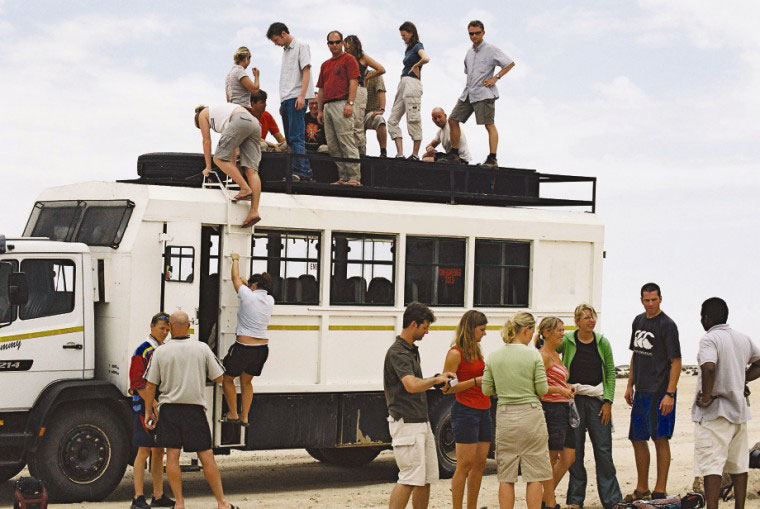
[128,312,175,509]
[143,311,238,509]
[624,283,682,501]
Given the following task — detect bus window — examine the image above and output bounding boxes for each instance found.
[474,240,530,307]
[19,259,76,320]
[331,233,395,306]
[164,246,195,283]
[252,230,320,305]
[405,237,465,306]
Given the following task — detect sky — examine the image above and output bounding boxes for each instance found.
[1,1,758,364]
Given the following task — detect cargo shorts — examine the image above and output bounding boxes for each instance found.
[388,416,439,486]
[215,111,262,170]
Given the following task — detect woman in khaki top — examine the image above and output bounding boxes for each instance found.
[482,312,551,509]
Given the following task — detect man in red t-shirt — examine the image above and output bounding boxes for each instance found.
[316,31,361,185]
[249,90,288,152]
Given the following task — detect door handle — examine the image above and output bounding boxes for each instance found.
[63,342,83,350]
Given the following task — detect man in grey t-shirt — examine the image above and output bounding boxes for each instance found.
[692,298,760,509]
[144,311,235,509]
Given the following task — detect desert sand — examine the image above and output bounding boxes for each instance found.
[5,375,760,508]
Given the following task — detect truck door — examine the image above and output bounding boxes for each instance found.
[0,255,85,410]
[162,221,201,339]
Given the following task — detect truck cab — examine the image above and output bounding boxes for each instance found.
[0,234,130,502]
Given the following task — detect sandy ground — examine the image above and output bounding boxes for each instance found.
[6,376,760,508]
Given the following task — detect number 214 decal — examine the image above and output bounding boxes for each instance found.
[0,360,33,371]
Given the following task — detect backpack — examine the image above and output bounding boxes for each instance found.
[13,476,47,509]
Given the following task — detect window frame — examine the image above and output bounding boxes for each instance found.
[473,239,531,308]
[251,229,321,305]
[330,232,396,306]
[404,236,467,307]
[0,260,19,327]
[18,258,77,320]
[164,246,195,283]
[23,199,135,249]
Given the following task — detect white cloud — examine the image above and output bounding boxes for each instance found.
[592,76,650,109]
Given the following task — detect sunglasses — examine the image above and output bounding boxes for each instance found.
[468,31,483,36]
[327,40,342,45]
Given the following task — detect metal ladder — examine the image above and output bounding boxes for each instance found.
[205,172,256,447]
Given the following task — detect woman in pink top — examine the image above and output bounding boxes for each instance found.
[442,310,491,509]
[537,317,576,509]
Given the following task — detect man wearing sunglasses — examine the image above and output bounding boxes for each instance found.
[445,20,515,169]
[316,30,362,185]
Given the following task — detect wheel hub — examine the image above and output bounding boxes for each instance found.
[58,424,111,483]
[441,420,457,462]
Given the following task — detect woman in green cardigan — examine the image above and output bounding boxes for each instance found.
[559,304,622,509]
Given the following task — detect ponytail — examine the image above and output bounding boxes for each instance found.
[501,312,535,344]
[248,272,273,293]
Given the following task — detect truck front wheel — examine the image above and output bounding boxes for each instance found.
[28,405,129,502]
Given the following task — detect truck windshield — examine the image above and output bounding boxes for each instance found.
[0,261,16,325]
[23,200,134,249]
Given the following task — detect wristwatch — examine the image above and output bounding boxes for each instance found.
[348,101,354,105]
[665,391,675,398]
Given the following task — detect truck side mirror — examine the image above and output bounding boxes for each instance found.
[8,272,29,306]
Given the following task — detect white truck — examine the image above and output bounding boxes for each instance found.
[0,152,602,502]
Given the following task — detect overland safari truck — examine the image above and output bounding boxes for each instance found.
[0,152,602,501]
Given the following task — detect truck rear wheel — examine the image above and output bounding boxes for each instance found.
[430,398,457,479]
[316,447,383,467]
[0,463,24,483]
[28,405,129,502]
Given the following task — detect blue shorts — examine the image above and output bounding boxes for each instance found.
[450,400,493,444]
[132,411,157,448]
[629,391,676,441]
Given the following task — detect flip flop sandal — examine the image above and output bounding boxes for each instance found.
[623,490,651,503]
[220,416,240,424]
[241,216,261,228]
[240,421,250,427]
[232,193,252,201]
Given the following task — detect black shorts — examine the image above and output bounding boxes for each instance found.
[156,404,212,452]
[223,343,269,377]
[542,401,576,451]
[132,411,158,448]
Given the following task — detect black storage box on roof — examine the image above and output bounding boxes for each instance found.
[130,152,595,210]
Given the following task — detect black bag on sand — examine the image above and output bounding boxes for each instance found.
[13,476,47,509]
[612,492,704,509]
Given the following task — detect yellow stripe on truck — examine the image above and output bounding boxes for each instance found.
[0,326,85,343]
[328,325,394,331]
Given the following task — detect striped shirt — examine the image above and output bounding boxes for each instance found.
[542,361,571,403]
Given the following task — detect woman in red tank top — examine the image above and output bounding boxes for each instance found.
[442,310,491,509]
[537,317,576,509]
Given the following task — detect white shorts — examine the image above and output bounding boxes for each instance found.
[694,417,749,476]
[388,417,439,486]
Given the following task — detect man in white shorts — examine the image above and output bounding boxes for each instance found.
[383,302,454,508]
[692,297,760,509]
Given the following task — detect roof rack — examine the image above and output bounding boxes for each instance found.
[128,152,596,212]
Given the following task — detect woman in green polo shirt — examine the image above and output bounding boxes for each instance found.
[482,312,552,509]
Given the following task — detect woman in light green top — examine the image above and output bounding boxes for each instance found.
[482,312,552,509]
